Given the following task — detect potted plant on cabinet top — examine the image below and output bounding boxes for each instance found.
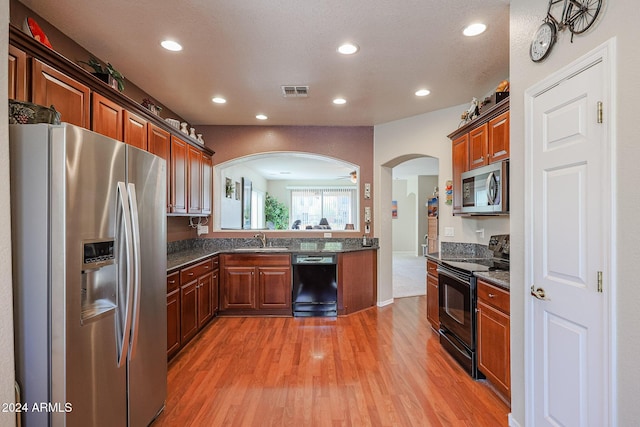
[79,56,125,92]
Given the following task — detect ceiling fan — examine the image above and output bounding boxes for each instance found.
[337,171,358,183]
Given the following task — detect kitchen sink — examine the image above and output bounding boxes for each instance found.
[232,247,289,252]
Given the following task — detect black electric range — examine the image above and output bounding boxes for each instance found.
[440,234,510,275]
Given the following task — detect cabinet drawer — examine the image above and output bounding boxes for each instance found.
[211,255,220,270]
[181,258,214,283]
[477,280,509,314]
[167,271,180,293]
[222,253,290,267]
[427,260,439,277]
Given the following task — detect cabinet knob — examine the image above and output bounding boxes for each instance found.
[488,293,495,298]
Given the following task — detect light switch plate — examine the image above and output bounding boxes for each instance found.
[364,183,371,199]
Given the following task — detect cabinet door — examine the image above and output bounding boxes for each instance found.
[187,145,202,214]
[180,280,198,343]
[221,267,256,310]
[202,154,213,216]
[488,111,510,163]
[92,93,123,141]
[257,266,291,310]
[148,124,171,212]
[32,59,90,128]
[426,274,439,330]
[8,44,27,101]
[167,289,181,358]
[123,110,148,151]
[170,135,188,214]
[451,133,469,214]
[477,300,510,398]
[211,268,219,313]
[197,272,214,327]
[468,123,489,170]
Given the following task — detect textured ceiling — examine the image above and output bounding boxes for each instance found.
[20,0,510,126]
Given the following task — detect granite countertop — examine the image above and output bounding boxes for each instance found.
[168,238,379,272]
[474,271,510,290]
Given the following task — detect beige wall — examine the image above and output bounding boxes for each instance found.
[510,0,640,425]
[1,0,17,425]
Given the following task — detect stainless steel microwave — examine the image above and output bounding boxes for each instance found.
[460,160,509,215]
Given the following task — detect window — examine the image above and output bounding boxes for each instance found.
[289,187,358,230]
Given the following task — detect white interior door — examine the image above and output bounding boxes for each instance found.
[525,44,613,427]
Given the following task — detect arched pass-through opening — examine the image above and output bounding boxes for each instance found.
[378,154,439,302]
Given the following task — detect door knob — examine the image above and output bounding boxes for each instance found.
[530,285,550,300]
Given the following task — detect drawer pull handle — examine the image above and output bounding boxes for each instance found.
[188,272,194,276]
[168,280,176,284]
[204,266,209,269]
[488,293,495,298]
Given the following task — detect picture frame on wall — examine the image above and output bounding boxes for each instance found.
[242,178,252,229]
[392,200,398,218]
[235,181,241,200]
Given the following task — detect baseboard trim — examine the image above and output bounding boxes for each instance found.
[377,298,394,307]
[508,413,522,427]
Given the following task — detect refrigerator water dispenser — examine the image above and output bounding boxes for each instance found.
[81,240,117,324]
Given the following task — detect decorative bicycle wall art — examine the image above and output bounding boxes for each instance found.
[530,0,603,62]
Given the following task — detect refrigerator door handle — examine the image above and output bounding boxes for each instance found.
[127,183,142,359]
[117,182,134,367]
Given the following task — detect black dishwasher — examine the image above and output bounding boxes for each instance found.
[292,254,337,317]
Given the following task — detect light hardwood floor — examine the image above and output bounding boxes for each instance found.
[154,296,509,426]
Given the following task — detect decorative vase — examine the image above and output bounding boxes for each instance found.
[180,122,188,134]
[197,134,204,144]
[189,128,196,138]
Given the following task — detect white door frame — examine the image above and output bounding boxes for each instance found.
[524,39,617,426]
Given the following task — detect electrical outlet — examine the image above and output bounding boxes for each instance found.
[444,227,454,237]
[364,183,371,199]
[197,225,209,236]
[324,232,332,238]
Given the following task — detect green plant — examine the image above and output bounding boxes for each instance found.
[79,56,125,92]
[265,193,289,230]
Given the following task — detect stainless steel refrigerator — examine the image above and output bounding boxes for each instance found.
[10,123,167,426]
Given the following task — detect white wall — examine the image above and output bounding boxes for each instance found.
[391,175,438,254]
[510,0,640,424]
[1,0,17,425]
[374,104,510,304]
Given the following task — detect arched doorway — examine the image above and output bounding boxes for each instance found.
[380,155,439,299]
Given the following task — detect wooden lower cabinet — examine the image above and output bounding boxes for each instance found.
[477,279,510,400]
[337,250,376,315]
[426,260,439,331]
[166,271,181,359]
[220,254,292,315]
[168,256,218,359]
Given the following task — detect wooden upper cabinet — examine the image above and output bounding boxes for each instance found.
[187,145,202,214]
[9,44,28,101]
[148,124,171,212]
[92,93,123,141]
[468,123,489,170]
[451,133,469,214]
[201,154,212,216]
[32,59,91,128]
[488,111,510,163]
[123,110,148,150]
[170,135,188,214]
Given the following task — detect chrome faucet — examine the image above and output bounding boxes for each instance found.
[254,232,266,248]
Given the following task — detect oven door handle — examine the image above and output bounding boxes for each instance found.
[437,267,472,284]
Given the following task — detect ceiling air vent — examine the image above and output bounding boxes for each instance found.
[281,85,309,98]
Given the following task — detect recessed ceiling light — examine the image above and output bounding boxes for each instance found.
[333,98,347,105]
[161,40,183,51]
[212,97,227,104]
[415,89,431,97]
[256,114,268,120]
[337,43,359,55]
[463,23,487,37]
